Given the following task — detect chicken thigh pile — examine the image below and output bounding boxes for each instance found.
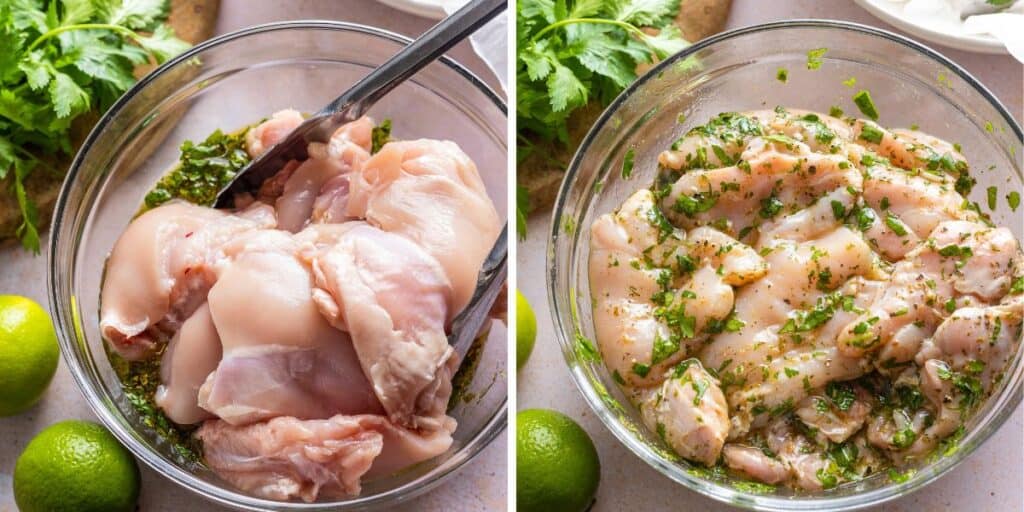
[100,110,501,501]
[590,108,1023,490]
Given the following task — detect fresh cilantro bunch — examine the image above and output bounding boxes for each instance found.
[516,0,687,238]
[0,0,189,252]
[517,0,687,143]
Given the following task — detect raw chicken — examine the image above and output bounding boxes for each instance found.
[100,201,274,360]
[347,139,501,314]
[245,109,304,158]
[592,107,1024,491]
[308,222,456,430]
[156,303,221,425]
[723,444,790,484]
[638,361,730,465]
[199,231,382,425]
[590,189,692,387]
[196,414,453,502]
[273,117,373,232]
[102,113,498,502]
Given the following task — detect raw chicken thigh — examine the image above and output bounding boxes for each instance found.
[100,112,499,502]
[198,230,383,425]
[591,107,1024,491]
[156,303,221,425]
[100,201,275,360]
[347,139,502,313]
[309,222,456,430]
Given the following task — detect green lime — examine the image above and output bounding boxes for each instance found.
[516,290,537,369]
[517,409,600,512]
[14,420,140,512]
[0,295,59,416]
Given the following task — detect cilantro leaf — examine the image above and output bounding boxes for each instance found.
[101,0,168,30]
[612,0,679,25]
[49,70,90,118]
[135,24,190,63]
[547,60,588,112]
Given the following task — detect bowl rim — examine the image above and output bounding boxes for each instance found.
[48,20,507,511]
[548,18,1023,512]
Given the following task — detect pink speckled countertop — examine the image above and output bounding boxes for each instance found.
[0,1,506,511]
[518,1,1023,512]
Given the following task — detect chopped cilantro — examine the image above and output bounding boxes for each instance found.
[1011,276,1023,294]
[763,133,798,149]
[711,145,735,166]
[887,468,915,484]
[651,331,680,365]
[859,123,884,144]
[632,362,651,377]
[1007,191,1020,211]
[885,213,908,236]
[776,67,789,83]
[673,190,719,217]
[622,148,635,179]
[826,381,856,411]
[145,128,251,210]
[939,425,966,456]
[816,467,839,489]
[806,48,828,69]
[937,244,973,260]
[779,292,848,334]
[831,200,847,220]
[987,186,997,211]
[853,206,876,231]
[759,194,784,219]
[574,333,601,362]
[892,427,917,449]
[829,106,844,117]
[691,378,709,406]
[371,119,392,153]
[852,90,879,120]
[817,268,833,291]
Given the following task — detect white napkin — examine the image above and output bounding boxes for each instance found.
[893,0,1024,62]
[963,10,1024,63]
[441,0,508,94]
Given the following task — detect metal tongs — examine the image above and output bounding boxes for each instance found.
[212,0,508,353]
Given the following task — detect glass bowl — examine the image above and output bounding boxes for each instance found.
[47,21,507,511]
[548,20,1022,511]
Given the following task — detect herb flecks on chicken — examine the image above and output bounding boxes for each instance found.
[589,107,1024,491]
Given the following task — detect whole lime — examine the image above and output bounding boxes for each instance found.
[0,295,59,416]
[516,290,537,369]
[14,420,140,512]
[517,409,600,512]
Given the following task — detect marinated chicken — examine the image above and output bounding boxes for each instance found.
[100,112,501,501]
[590,108,1023,491]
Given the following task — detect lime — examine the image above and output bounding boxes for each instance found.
[14,420,140,512]
[516,290,537,369]
[517,409,600,512]
[0,295,59,416]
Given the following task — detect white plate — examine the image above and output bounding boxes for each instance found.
[854,0,1009,54]
[376,0,447,19]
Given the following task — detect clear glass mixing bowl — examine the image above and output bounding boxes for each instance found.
[47,21,507,511]
[548,20,1022,511]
